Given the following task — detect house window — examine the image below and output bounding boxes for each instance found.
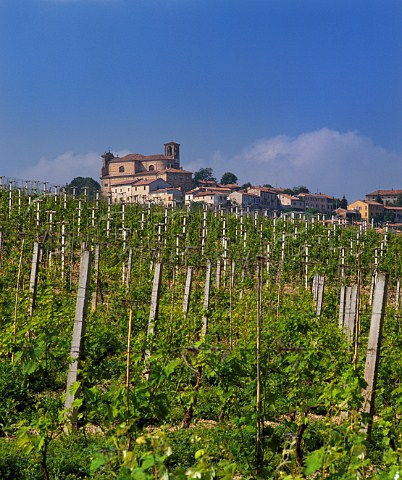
[149,165,154,171]
[119,166,124,173]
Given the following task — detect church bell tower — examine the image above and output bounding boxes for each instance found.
[164,142,180,165]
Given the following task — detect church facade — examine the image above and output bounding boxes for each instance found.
[100,142,193,201]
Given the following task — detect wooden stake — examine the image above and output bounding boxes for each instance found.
[256,255,264,469]
[64,250,92,431]
[182,266,193,316]
[91,244,100,311]
[339,285,346,328]
[126,306,133,425]
[201,260,212,338]
[28,242,41,318]
[12,238,25,363]
[361,272,389,439]
[144,262,163,377]
[316,275,325,316]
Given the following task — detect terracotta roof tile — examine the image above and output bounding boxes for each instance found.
[111,179,140,187]
[149,188,182,194]
[384,206,402,211]
[194,190,228,197]
[367,189,402,196]
[298,193,335,200]
[366,200,384,206]
[162,168,192,174]
[250,186,278,194]
[134,179,168,186]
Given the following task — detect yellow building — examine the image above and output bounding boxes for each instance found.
[348,200,384,221]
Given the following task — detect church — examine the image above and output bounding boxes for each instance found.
[100,142,193,201]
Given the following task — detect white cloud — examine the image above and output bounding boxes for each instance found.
[212,129,402,201]
[16,151,103,186]
[12,128,402,202]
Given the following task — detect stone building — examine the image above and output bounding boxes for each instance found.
[365,189,402,206]
[100,142,192,199]
[298,193,335,214]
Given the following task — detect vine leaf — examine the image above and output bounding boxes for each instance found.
[304,447,324,476]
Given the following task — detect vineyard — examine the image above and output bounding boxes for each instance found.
[1,186,402,479]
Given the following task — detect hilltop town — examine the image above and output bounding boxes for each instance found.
[100,141,402,225]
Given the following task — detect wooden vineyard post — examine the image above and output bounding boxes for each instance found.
[304,244,309,290]
[144,262,162,378]
[256,255,264,470]
[369,248,379,306]
[64,250,92,431]
[396,280,400,310]
[126,305,133,445]
[343,285,357,344]
[28,241,41,318]
[281,232,285,263]
[36,200,41,232]
[312,273,318,304]
[229,259,234,349]
[61,220,66,280]
[182,266,193,316]
[175,234,180,267]
[215,259,221,289]
[338,285,346,328]
[361,272,389,440]
[91,243,100,311]
[340,247,345,279]
[353,252,362,368]
[201,260,212,338]
[12,238,25,364]
[125,247,133,290]
[266,242,271,286]
[315,275,325,316]
[181,262,209,429]
[8,182,12,216]
[106,196,111,239]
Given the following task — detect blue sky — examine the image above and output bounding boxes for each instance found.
[1,0,402,200]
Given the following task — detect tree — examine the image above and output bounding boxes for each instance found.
[334,195,348,209]
[293,185,310,195]
[375,194,383,204]
[393,193,402,206]
[282,186,310,196]
[220,172,238,185]
[240,182,252,190]
[66,177,100,198]
[192,168,216,188]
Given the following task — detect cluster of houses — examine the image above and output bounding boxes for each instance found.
[345,190,402,224]
[99,141,402,223]
[100,141,335,214]
[184,181,335,214]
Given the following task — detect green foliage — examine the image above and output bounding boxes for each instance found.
[334,195,348,209]
[220,172,238,185]
[392,193,402,206]
[283,185,310,196]
[192,168,216,187]
[1,186,402,477]
[66,176,101,198]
